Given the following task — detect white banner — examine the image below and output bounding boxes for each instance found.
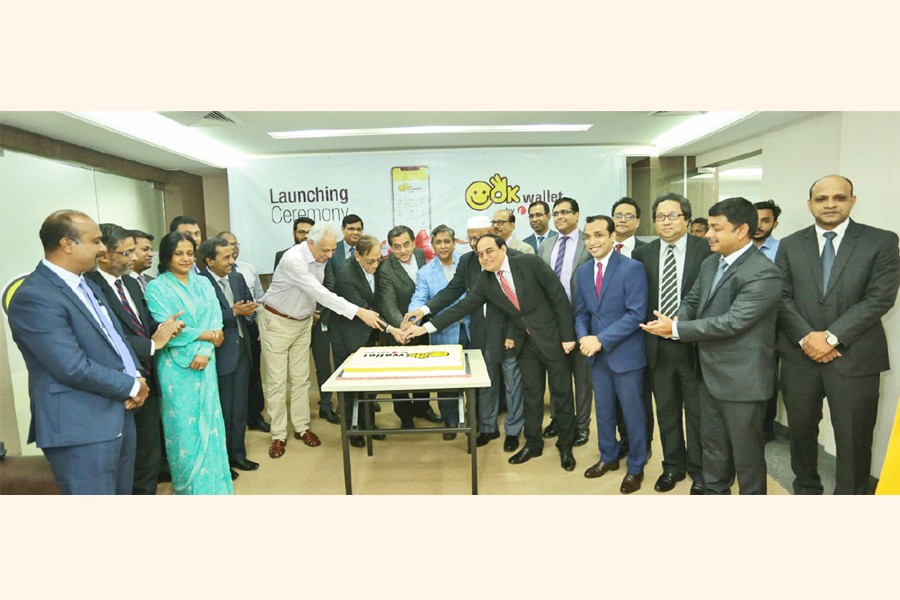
[228,146,626,273]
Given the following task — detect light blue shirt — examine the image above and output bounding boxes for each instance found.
[757,235,780,263]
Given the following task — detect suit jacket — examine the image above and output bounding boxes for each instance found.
[376,248,427,327]
[331,258,380,353]
[776,219,900,375]
[632,235,712,368]
[523,229,558,254]
[8,262,139,448]
[84,270,160,371]
[200,268,254,375]
[506,235,535,255]
[328,240,353,274]
[573,252,648,373]
[676,246,782,402]
[539,230,592,298]
[274,247,290,271]
[409,253,471,345]
[431,253,575,363]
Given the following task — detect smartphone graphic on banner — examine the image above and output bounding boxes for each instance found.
[391,166,431,233]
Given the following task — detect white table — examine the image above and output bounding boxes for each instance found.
[321,349,491,494]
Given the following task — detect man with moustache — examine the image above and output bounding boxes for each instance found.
[642,198,781,495]
[753,199,782,442]
[610,197,648,258]
[408,234,578,471]
[491,208,535,255]
[574,216,649,494]
[523,201,558,253]
[127,229,156,289]
[403,217,526,451]
[632,193,712,494]
[777,175,899,494]
[8,211,151,494]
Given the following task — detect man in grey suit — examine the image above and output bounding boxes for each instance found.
[642,197,782,494]
[538,197,593,446]
[777,175,899,494]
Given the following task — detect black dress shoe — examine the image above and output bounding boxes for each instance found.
[419,406,443,424]
[349,436,365,448]
[584,459,620,479]
[574,428,590,447]
[476,431,500,447]
[690,481,708,495]
[372,402,381,412]
[230,469,239,480]
[508,446,543,464]
[248,419,271,433]
[559,448,576,471]
[653,471,686,493]
[319,410,341,425]
[503,435,519,452]
[231,459,260,471]
[542,419,559,439]
[620,472,643,494]
[443,423,458,441]
[400,418,415,430]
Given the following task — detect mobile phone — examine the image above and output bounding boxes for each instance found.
[390,166,431,232]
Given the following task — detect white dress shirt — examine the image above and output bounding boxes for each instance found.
[814,219,850,256]
[550,230,579,300]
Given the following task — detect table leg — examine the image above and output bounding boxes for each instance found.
[467,387,478,495]
[341,392,352,495]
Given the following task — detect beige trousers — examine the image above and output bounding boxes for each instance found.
[260,309,313,441]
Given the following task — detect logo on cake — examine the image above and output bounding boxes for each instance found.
[368,351,450,359]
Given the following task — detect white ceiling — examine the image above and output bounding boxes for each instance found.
[0,111,821,177]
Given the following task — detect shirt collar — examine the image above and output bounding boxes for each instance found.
[42,259,83,290]
[721,240,754,266]
[96,268,121,288]
[814,218,850,240]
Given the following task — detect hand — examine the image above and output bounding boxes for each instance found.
[814,348,842,363]
[562,341,576,354]
[312,310,321,326]
[639,310,675,338]
[406,324,428,338]
[233,301,259,317]
[390,327,411,345]
[504,338,515,350]
[212,329,224,348]
[127,377,150,409]
[801,331,838,361]
[357,307,385,330]
[579,336,602,357]
[401,309,425,329]
[189,355,210,370]
[151,310,185,350]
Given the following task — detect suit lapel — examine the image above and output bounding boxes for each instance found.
[352,260,376,305]
[825,220,859,298]
[89,274,137,334]
[596,254,619,312]
[702,246,756,311]
[644,239,661,301]
[40,266,115,347]
[800,226,825,297]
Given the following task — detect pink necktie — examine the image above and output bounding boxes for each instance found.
[498,270,520,311]
[595,262,603,297]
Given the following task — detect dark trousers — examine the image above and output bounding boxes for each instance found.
[545,343,593,432]
[217,344,251,463]
[781,360,880,495]
[247,324,266,424]
[762,356,780,434]
[699,384,767,495]
[311,323,335,413]
[650,339,703,481]
[132,389,162,494]
[43,410,136,495]
[519,336,575,451]
[591,358,647,474]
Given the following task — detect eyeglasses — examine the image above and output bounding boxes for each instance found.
[490,220,512,226]
[655,212,684,222]
[296,230,310,236]
[529,212,547,218]
[612,213,638,221]
[109,249,136,257]
[552,209,575,217]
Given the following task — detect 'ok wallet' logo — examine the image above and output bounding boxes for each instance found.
[465,173,521,211]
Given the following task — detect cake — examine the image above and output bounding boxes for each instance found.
[338,344,468,379]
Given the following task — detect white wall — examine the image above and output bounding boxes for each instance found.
[697,111,900,480]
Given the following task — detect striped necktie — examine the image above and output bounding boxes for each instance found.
[659,244,679,316]
[114,279,147,337]
[553,236,569,278]
[497,270,520,311]
[822,231,837,295]
[78,278,138,376]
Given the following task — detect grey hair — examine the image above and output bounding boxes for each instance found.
[307,223,338,245]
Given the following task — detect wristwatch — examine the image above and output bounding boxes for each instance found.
[824,330,839,347]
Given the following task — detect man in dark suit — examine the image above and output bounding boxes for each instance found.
[330,214,365,273]
[610,197,648,258]
[199,237,261,476]
[523,200,558,253]
[777,175,899,494]
[85,223,184,494]
[8,210,150,494]
[332,235,408,446]
[632,193,712,494]
[410,234,578,472]
[403,217,525,451]
[377,225,441,427]
[538,197,593,446]
[642,197,782,495]
[574,216,649,494]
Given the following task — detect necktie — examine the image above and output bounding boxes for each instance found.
[349,246,355,257]
[659,244,679,316]
[137,273,148,292]
[498,270,520,311]
[595,261,604,298]
[219,277,242,338]
[78,278,138,377]
[114,279,147,337]
[822,231,837,295]
[710,257,728,292]
[553,236,569,278]
[615,243,624,253]
[537,235,544,247]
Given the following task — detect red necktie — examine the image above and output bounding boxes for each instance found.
[615,243,624,253]
[498,270,520,311]
[595,262,603,297]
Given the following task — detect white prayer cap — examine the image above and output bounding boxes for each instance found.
[467,215,491,229]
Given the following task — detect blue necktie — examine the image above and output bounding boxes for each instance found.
[78,278,138,376]
[710,257,728,292]
[554,236,569,278]
[822,231,837,295]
